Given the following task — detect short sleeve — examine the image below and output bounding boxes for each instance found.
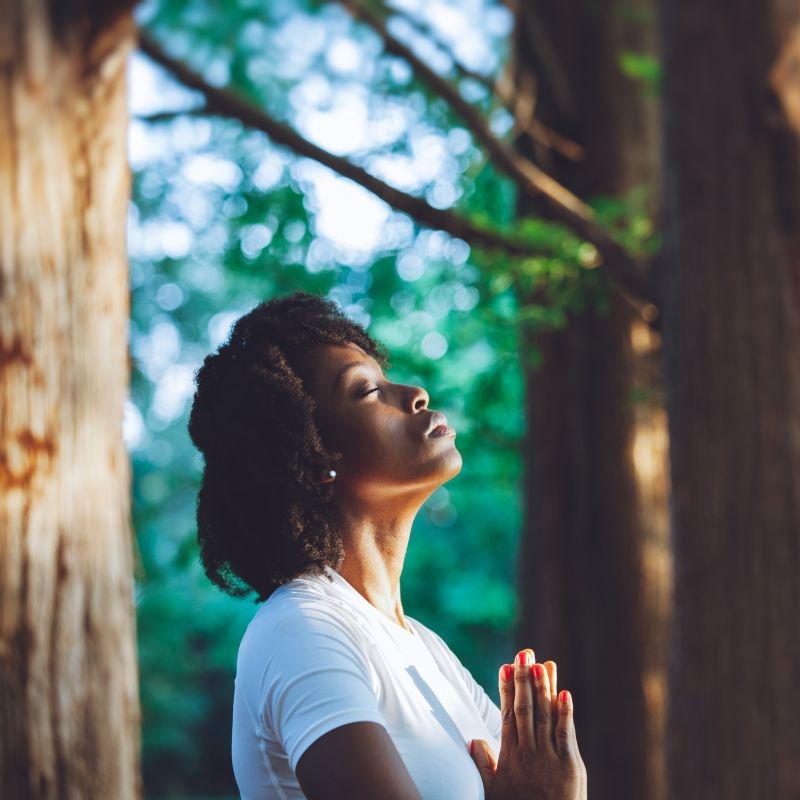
[258,609,387,772]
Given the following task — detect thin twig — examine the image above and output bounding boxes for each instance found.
[378,2,585,161]
[139,32,551,259]
[339,0,656,305]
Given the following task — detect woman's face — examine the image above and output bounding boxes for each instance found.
[294,341,462,502]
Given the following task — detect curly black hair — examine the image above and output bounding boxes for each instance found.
[187,291,391,602]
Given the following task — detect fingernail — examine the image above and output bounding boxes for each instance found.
[533,663,544,680]
[517,650,529,666]
[559,690,569,704]
[502,664,514,681]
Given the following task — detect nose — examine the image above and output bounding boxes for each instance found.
[409,384,429,413]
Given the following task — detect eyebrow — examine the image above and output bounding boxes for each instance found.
[332,359,382,393]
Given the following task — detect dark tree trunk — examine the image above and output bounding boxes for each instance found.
[0,2,140,797]
[512,1,665,797]
[658,1,800,797]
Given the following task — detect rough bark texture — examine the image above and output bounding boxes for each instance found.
[512,0,666,797]
[0,2,140,797]
[658,1,800,797]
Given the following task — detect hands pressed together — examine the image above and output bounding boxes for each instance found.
[468,649,587,800]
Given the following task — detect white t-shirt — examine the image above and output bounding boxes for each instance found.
[231,565,502,799]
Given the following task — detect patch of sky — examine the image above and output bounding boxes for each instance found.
[133,316,182,382]
[128,52,200,117]
[156,283,185,312]
[343,303,371,329]
[239,224,274,259]
[408,310,436,330]
[427,181,461,209]
[445,237,471,264]
[327,285,352,309]
[397,253,426,282]
[386,16,454,75]
[325,36,366,78]
[297,84,372,155]
[306,238,335,272]
[447,128,473,156]
[294,162,392,255]
[181,154,243,192]
[151,362,197,423]
[385,57,413,85]
[221,195,248,219]
[346,268,372,292]
[458,78,489,103]
[207,309,243,349]
[195,224,229,258]
[489,107,515,137]
[252,154,286,191]
[421,330,448,359]
[390,289,416,316]
[284,220,306,243]
[169,186,216,229]
[426,282,456,318]
[123,397,147,451]
[129,218,193,261]
[453,285,480,312]
[203,57,230,88]
[271,13,328,80]
[240,19,269,50]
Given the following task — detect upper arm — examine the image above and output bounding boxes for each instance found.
[295,721,422,800]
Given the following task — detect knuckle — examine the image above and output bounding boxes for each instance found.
[533,709,551,727]
[556,726,571,742]
[501,707,516,724]
[514,700,532,717]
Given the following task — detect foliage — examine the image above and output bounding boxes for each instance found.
[128,0,655,795]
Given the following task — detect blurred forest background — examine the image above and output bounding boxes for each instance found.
[130,1,664,796]
[3,0,799,798]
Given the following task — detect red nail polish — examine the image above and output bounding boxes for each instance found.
[502,664,514,681]
[517,650,529,666]
[469,740,474,755]
[559,690,569,703]
[533,664,544,680]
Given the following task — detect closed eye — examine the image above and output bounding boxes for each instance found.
[359,386,380,398]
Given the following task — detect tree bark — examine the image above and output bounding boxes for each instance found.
[658,1,800,797]
[512,0,665,797]
[0,2,140,797]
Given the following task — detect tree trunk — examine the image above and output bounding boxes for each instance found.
[512,1,665,797]
[658,1,800,797]
[0,2,140,797]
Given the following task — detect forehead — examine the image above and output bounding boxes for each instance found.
[297,341,381,395]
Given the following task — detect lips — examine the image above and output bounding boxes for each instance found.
[426,412,455,437]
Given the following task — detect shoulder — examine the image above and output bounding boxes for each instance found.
[236,572,374,677]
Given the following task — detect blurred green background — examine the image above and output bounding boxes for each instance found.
[129,1,651,796]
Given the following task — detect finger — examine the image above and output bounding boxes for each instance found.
[469,738,497,796]
[545,660,557,715]
[513,650,535,751]
[555,689,576,760]
[497,663,517,763]
[532,662,555,754]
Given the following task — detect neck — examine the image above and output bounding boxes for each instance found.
[334,502,418,630]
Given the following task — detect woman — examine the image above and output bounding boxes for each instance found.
[188,292,587,799]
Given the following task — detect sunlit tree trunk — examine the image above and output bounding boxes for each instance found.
[511,0,666,797]
[659,1,800,796]
[0,2,140,797]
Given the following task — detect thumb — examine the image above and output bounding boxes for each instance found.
[468,738,497,796]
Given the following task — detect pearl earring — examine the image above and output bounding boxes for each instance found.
[320,469,337,483]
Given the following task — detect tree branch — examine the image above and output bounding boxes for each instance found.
[139,31,555,260]
[340,0,656,305]
[378,2,585,162]
[138,29,657,310]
